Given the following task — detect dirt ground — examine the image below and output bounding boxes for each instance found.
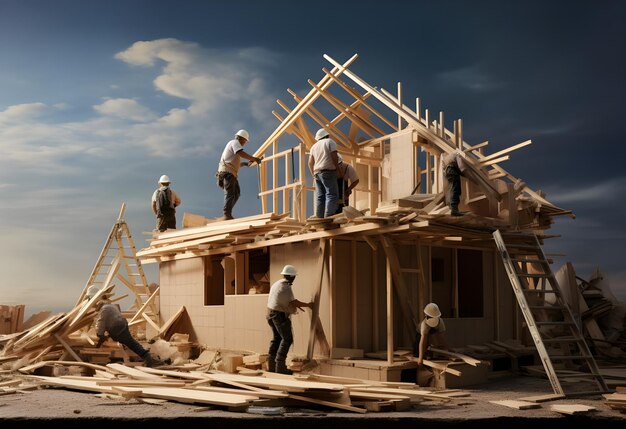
[0,374,623,428]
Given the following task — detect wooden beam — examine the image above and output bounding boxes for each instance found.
[307,239,328,360]
[254,53,359,157]
[381,236,419,335]
[386,258,393,365]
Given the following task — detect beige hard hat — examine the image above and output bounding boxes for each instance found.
[235,129,250,141]
[280,264,297,276]
[315,128,329,140]
[159,174,171,184]
[424,302,441,318]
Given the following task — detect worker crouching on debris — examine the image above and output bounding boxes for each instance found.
[415,302,449,366]
[266,265,313,374]
[86,286,164,367]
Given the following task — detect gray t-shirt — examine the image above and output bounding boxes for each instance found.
[96,303,127,337]
[267,279,295,313]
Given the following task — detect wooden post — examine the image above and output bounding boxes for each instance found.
[307,239,329,361]
[351,240,358,348]
[397,82,403,131]
[372,243,379,351]
[386,259,393,365]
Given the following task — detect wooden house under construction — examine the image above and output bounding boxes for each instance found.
[137,54,607,394]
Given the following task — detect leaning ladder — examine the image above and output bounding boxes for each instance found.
[493,229,608,396]
[76,203,159,328]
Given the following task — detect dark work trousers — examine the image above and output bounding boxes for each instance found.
[445,165,462,209]
[109,324,149,359]
[334,177,348,214]
[267,310,293,362]
[220,172,240,217]
[156,213,176,232]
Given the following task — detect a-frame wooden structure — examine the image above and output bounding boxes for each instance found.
[139,54,604,394]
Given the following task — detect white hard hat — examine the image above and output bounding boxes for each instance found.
[425,317,440,328]
[159,175,171,184]
[235,129,250,141]
[86,285,100,300]
[280,264,298,276]
[315,128,329,140]
[424,302,441,318]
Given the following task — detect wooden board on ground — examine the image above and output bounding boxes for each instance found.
[550,404,596,415]
[490,400,540,410]
[518,393,565,403]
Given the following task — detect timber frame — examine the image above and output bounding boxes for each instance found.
[137,54,575,382]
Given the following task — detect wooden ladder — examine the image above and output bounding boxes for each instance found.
[493,229,608,396]
[76,203,159,328]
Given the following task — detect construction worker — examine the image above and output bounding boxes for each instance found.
[151,175,181,232]
[86,285,164,367]
[308,128,340,218]
[415,302,449,366]
[334,154,359,214]
[441,151,466,216]
[266,265,312,374]
[216,129,262,220]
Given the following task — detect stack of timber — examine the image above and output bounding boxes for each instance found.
[0,305,25,335]
[0,286,198,371]
[604,386,626,413]
[138,202,564,264]
[14,364,471,413]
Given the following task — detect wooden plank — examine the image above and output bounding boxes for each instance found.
[206,372,344,392]
[307,239,328,360]
[129,286,160,323]
[53,334,83,363]
[550,404,596,415]
[288,392,366,413]
[106,363,164,380]
[490,400,540,410]
[429,347,482,366]
[386,258,393,365]
[518,393,565,403]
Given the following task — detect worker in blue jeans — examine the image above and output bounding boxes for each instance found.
[266,265,312,374]
[308,128,340,218]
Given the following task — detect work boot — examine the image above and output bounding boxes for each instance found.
[450,206,463,216]
[276,360,292,375]
[216,214,234,221]
[142,353,165,367]
[267,358,276,373]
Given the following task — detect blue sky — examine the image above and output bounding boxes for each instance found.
[1,0,625,316]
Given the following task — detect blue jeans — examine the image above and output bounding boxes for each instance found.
[314,170,339,218]
[267,310,293,362]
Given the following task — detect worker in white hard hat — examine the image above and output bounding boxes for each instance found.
[266,264,313,374]
[415,302,449,366]
[308,128,340,218]
[91,290,165,367]
[334,153,360,214]
[216,129,262,220]
[151,174,181,232]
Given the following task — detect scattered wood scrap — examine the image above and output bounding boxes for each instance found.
[490,400,541,410]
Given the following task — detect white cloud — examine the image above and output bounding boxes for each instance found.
[94,98,157,122]
[0,102,48,123]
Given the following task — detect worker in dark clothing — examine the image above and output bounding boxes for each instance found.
[415,302,449,365]
[266,265,312,374]
[441,151,466,216]
[87,286,164,367]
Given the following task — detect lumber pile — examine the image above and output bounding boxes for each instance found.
[17,364,471,413]
[0,305,24,335]
[604,386,626,413]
